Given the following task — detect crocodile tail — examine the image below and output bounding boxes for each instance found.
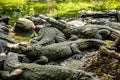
[78,39,107,49]
[88,39,107,46]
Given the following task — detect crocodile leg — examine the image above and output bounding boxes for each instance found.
[95,29,110,40]
[37,37,56,46]
[70,43,81,54]
[70,43,83,59]
[55,33,66,42]
[34,56,48,64]
[72,54,83,59]
[31,35,43,44]
[68,35,79,41]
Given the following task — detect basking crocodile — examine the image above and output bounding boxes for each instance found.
[0,52,99,80]
[105,22,120,30]
[63,24,120,40]
[0,31,19,44]
[0,39,9,54]
[31,27,66,46]
[8,39,107,63]
[38,14,120,40]
[0,39,9,70]
[90,19,120,30]
[0,53,6,70]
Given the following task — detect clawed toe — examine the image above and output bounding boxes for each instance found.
[72,54,83,60]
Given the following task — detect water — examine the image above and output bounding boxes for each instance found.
[8,32,33,42]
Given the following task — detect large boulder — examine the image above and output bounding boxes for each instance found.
[14,18,36,32]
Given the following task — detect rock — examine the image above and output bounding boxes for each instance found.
[14,18,36,32]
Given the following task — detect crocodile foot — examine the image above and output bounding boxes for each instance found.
[71,43,81,54]
[72,54,83,60]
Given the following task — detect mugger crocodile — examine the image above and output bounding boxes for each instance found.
[38,14,120,41]
[0,52,99,80]
[31,27,66,46]
[63,25,120,41]
[8,39,107,63]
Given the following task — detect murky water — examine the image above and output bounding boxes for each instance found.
[8,32,33,42]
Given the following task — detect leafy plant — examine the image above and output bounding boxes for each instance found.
[0,0,120,25]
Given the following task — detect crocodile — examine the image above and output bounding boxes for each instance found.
[0,52,99,80]
[0,31,19,44]
[0,39,9,70]
[0,53,6,70]
[0,28,19,44]
[0,39,9,54]
[90,19,120,30]
[0,25,18,43]
[8,39,107,63]
[105,22,120,31]
[63,24,120,41]
[38,14,120,40]
[31,27,66,46]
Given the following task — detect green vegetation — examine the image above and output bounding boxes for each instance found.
[27,0,120,18]
[104,40,114,46]
[9,32,33,42]
[0,0,120,23]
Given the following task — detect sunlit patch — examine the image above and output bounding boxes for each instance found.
[104,40,114,46]
[8,33,33,42]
